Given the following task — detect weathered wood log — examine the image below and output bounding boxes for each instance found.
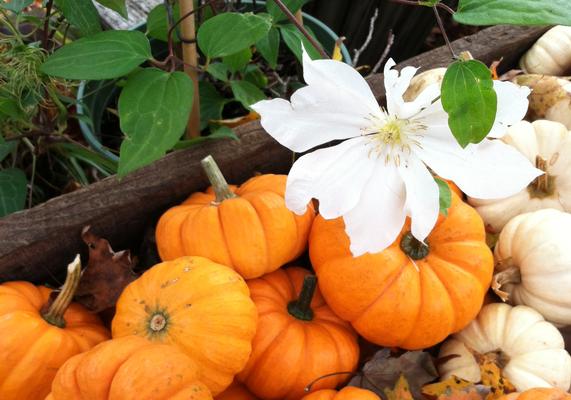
[0,25,548,283]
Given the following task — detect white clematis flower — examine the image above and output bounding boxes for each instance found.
[252,49,542,256]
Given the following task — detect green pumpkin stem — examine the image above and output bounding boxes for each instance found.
[42,254,82,328]
[287,275,317,321]
[400,232,430,260]
[201,155,237,203]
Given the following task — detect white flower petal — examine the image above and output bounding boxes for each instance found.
[488,80,531,138]
[285,137,375,217]
[384,60,439,119]
[399,157,439,242]
[417,132,542,199]
[343,163,407,256]
[253,82,370,152]
[302,45,379,114]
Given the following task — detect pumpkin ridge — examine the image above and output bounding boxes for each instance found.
[246,194,273,272]
[401,259,428,345]
[178,206,202,257]
[351,260,409,324]
[259,272,294,304]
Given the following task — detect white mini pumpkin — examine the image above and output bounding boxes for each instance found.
[468,120,571,232]
[493,208,571,326]
[520,26,571,76]
[514,75,571,130]
[438,303,571,392]
[402,67,446,102]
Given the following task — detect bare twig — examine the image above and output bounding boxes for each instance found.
[370,30,395,74]
[271,0,329,59]
[352,8,379,67]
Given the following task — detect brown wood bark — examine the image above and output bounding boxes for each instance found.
[0,25,548,283]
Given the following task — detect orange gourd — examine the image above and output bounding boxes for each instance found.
[47,335,213,400]
[112,256,257,395]
[156,155,315,279]
[215,381,258,400]
[309,192,493,349]
[498,388,571,400]
[302,387,381,400]
[0,255,110,400]
[238,267,359,400]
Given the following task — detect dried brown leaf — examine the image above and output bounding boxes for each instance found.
[74,226,137,313]
[422,376,490,400]
[385,375,414,400]
[349,349,438,399]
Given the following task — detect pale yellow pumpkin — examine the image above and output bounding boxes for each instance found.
[520,26,571,76]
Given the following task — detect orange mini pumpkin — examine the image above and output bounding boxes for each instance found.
[215,381,258,400]
[238,267,359,400]
[498,388,571,400]
[156,155,315,279]
[0,256,110,400]
[302,387,381,400]
[112,256,258,395]
[47,335,212,400]
[309,192,493,350]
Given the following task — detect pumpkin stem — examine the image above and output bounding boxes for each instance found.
[529,156,555,198]
[492,264,521,302]
[42,254,82,328]
[304,371,358,392]
[400,232,430,260]
[287,275,317,321]
[201,155,237,203]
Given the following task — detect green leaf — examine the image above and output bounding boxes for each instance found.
[0,136,17,162]
[197,12,272,58]
[256,26,280,69]
[441,60,497,148]
[206,63,230,82]
[222,48,252,73]
[280,24,322,62]
[434,178,452,217]
[199,81,229,130]
[266,0,307,22]
[0,168,27,217]
[41,30,152,80]
[174,125,238,150]
[117,68,194,177]
[230,80,266,110]
[53,0,101,36]
[244,65,268,88]
[146,3,180,42]
[454,0,571,26]
[0,96,24,120]
[96,0,128,19]
[0,0,33,13]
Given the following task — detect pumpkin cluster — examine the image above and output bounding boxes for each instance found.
[3,26,571,399]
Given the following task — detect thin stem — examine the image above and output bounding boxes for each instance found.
[42,0,54,49]
[352,7,379,67]
[370,30,395,74]
[0,9,24,43]
[287,275,317,321]
[433,6,456,58]
[304,371,357,392]
[271,0,329,59]
[389,0,455,14]
[42,255,82,328]
[200,155,236,203]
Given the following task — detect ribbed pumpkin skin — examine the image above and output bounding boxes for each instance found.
[0,281,110,400]
[112,256,258,395]
[499,388,571,400]
[309,193,493,349]
[156,174,315,279]
[302,387,381,400]
[47,336,213,400]
[238,267,360,400]
[215,381,258,400]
